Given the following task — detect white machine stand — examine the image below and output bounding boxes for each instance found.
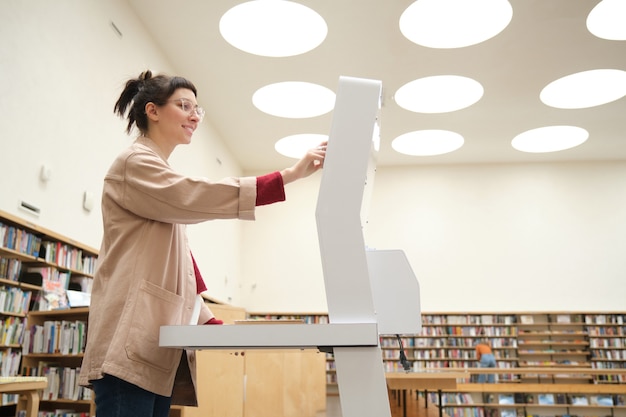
[160,76,421,417]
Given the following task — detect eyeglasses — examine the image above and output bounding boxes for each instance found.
[168,98,205,121]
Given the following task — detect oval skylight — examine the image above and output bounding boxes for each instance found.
[399,0,513,49]
[395,75,484,113]
[540,69,626,109]
[392,130,464,156]
[253,82,336,118]
[512,126,589,153]
[587,0,626,40]
[275,133,328,158]
[219,1,328,57]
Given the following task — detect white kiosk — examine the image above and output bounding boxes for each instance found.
[160,76,421,417]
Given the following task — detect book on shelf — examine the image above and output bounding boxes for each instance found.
[520,315,534,324]
[570,395,589,406]
[590,395,613,406]
[499,409,517,417]
[498,394,515,405]
[538,394,555,405]
[556,314,571,324]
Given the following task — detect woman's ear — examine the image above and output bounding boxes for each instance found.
[145,102,159,121]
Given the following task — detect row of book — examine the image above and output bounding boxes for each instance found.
[18,412,90,417]
[589,338,626,348]
[519,314,585,324]
[0,392,19,407]
[423,315,517,325]
[590,361,626,369]
[1,316,26,346]
[0,256,22,281]
[590,349,626,359]
[420,326,518,337]
[519,360,588,366]
[518,339,586,345]
[443,407,486,417]
[430,392,475,406]
[22,320,87,355]
[248,314,329,324]
[411,361,517,369]
[0,223,42,257]
[0,347,21,377]
[39,241,96,275]
[412,350,517,360]
[0,222,97,275]
[585,314,625,325]
[21,363,92,402]
[415,337,518,348]
[0,285,32,315]
[587,326,626,336]
[593,374,625,383]
[486,393,625,407]
[518,349,587,354]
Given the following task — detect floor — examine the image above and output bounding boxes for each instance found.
[317,391,439,417]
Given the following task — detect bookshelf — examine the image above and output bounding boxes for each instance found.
[0,209,97,416]
[585,313,626,384]
[249,311,625,391]
[411,314,518,381]
[516,313,590,383]
[22,308,93,416]
[428,382,626,417]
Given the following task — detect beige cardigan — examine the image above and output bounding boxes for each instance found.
[78,137,257,402]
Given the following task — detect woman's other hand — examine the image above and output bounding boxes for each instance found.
[280,141,327,184]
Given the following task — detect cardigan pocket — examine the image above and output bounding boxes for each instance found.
[125,280,184,372]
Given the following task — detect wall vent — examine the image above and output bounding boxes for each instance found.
[18,200,41,217]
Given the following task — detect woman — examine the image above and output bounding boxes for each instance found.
[476,338,497,383]
[78,70,326,417]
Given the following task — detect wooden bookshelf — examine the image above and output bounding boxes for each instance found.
[247,311,625,393]
[0,209,97,416]
[411,314,519,381]
[516,312,591,384]
[585,313,626,384]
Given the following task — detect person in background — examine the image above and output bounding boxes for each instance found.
[476,338,497,383]
[77,70,327,417]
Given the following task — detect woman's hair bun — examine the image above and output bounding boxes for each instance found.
[139,70,153,82]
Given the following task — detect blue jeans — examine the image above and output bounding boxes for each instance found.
[92,374,172,417]
[478,353,496,383]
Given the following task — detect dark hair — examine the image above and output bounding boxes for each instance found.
[114,70,198,134]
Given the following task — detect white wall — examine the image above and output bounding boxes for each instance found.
[0,0,245,304]
[242,161,626,313]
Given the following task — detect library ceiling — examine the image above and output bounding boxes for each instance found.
[127,0,626,171]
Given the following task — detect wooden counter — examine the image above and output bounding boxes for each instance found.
[0,377,48,417]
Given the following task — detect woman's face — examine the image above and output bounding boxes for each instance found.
[158,88,202,147]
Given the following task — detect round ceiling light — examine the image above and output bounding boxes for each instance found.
[540,69,626,109]
[395,75,484,113]
[512,126,589,153]
[399,0,513,49]
[275,133,328,159]
[392,130,464,156]
[253,82,336,118]
[587,0,626,40]
[219,0,327,57]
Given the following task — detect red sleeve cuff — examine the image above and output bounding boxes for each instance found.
[256,171,286,206]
